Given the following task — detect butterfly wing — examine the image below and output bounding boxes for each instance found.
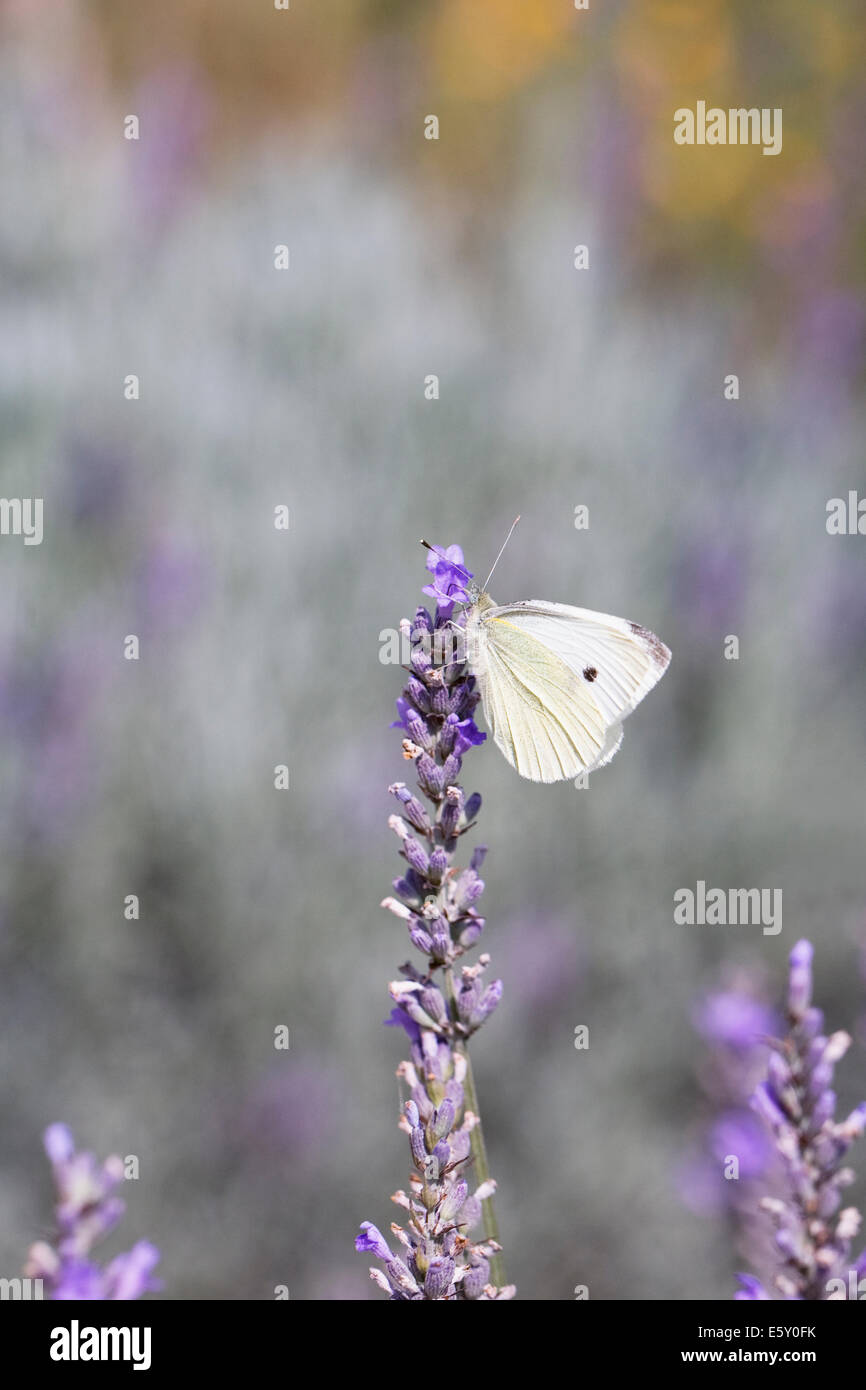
[468,599,670,783]
[488,601,671,727]
[469,611,607,783]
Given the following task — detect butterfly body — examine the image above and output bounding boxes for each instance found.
[463,590,671,784]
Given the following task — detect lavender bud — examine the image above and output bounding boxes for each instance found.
[416,755,444,798]
[471,980,503,1028]
[441,1180,469,1223]
[457,918,484,949]
[427,846,449,884]
[449,1129,472,1164]
[389,783,431,833]
[427,1098,456,1147]
[462,1256,490,1300]
[410,645,431,676]
[454,870,484,913]
[393,873,423,904]
[752,1082,785,1130]
[447,681,469,714]
[442,754,462,784]
[767,1050,791,1097]
[800,1007,824,1039]
[429,919,452,964]
[424,1257,455,1300]
[439,715,458,757]
[432,1141,451,1172]
[406,677,431,713]
[403,707,429,746]
[440,786,464,839]
[405,995,442,1030]
[817,1185,842,1219]
[808,1089,837,1135]
[385,1258,419,1296]
[410,1126,429,1170]
[419,987,447,1025]
[408,921,434,955]
[430,685,450,718]
[458,1194,482,1229]
[403,837,430,876]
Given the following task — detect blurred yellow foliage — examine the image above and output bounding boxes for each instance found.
[9,0,863,281]
[431,0,575,103]
[617,0,733,100]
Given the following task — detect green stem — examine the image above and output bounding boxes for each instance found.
[444,967,506,1289]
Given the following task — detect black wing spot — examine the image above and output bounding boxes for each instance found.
[583,666,598,682]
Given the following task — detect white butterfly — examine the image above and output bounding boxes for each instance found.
[441,522,671,785]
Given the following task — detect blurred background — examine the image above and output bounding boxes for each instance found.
[1,0,865,1300]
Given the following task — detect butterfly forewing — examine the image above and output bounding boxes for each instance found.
[465,593,671,784]
[486,601,671,726]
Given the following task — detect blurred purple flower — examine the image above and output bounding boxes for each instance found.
[739,940,866,1300]
[498,917,582,1013]
[239,1063,339,1162]
[797,291,866,384]
[693,991,777,1051]
[709,1110,773,1181]
[681,970,782,1288]
[735,1274,771,1301]
[24,1125,160,1300]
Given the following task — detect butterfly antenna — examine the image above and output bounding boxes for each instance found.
[482,516,521,592]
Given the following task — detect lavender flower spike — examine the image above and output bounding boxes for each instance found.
[358,544,514,1300]
[737,940,866,1300]
[24,1124,160,1300]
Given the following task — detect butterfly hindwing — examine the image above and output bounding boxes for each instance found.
[471,614,606,782]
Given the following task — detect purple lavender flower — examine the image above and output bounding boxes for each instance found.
[737,941,866,1300]
[421,543,474,618]
[358,544,514,1301]
[680,972,782,1289]
[23,1124,160,1300]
